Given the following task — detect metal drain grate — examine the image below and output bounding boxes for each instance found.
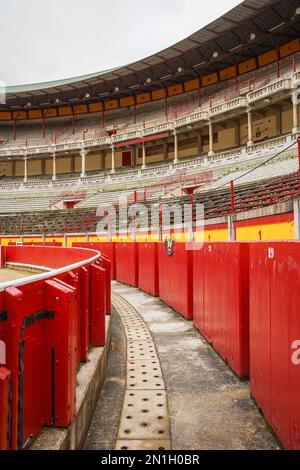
[118,390,170,440]
[112,291,172,450]
[127,360,164,390]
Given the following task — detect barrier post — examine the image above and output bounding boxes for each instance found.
[0,367,11,450]
[79,265,90,362]
[90,264,106,347]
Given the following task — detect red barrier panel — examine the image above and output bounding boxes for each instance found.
[138,242,159,297]
[43,279,77,428]
[5,245,98,269]
[249,242,300,449]
[72,242,116,280]
[193,243,249,378]
[115,242,139,287]
[0,367,11,450]
[158,242,193,320]
[90,264,106,347]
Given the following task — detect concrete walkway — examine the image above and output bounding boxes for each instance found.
[111,282,279,451]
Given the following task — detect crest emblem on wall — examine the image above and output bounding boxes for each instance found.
[164,234,175,256]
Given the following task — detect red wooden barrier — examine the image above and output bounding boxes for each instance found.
[0,245,105,449]
[0,367,11,450]
[5,245,96,269]
[158,242,193,320]
[193,243,249,378]
[249,242,300,450]
[115,242,139,287]
[138,242,159,297]
[72,242,116,280]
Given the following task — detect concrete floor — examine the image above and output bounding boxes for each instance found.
[110,282,279,451]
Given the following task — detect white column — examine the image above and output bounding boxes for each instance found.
[173,131,179,164]
[52,153,57,181]
[292,100,299,134]
[142,141,147,169]
[23,156,28,183]
[247,109,254,146]
[111,146,115,174]
[80,149,86,178]
[208,121,214,156]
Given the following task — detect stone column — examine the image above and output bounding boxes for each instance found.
[80,148,86,178]
[208,121,214,156]
[247,109,254,146]
[111,146,115,174]
[142,141,147,169]
[23,156,28,183]
[173,131,179,164]
[292,99,299,134]
[52,153,57,181]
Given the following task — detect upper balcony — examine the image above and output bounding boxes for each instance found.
[209,97,247,120]
[143,121,173,137]
[247,78,292,107]
[175,110,209,130]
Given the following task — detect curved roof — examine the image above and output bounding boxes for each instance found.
[4,0,300,107]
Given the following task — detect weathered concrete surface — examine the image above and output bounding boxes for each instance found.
[112,282,279,451]
[84,307,126,450]
[31,316,111,450]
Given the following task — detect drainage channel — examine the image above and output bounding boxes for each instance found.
[112,292,171,451]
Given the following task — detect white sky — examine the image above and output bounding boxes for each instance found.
[0,0,242,86]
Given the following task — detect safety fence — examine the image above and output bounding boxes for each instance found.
[72,240,300,450]
[0,245,111,450]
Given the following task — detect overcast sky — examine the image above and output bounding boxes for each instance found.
[0,0,241,86]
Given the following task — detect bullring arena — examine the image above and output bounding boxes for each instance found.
[0,0,300,454]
